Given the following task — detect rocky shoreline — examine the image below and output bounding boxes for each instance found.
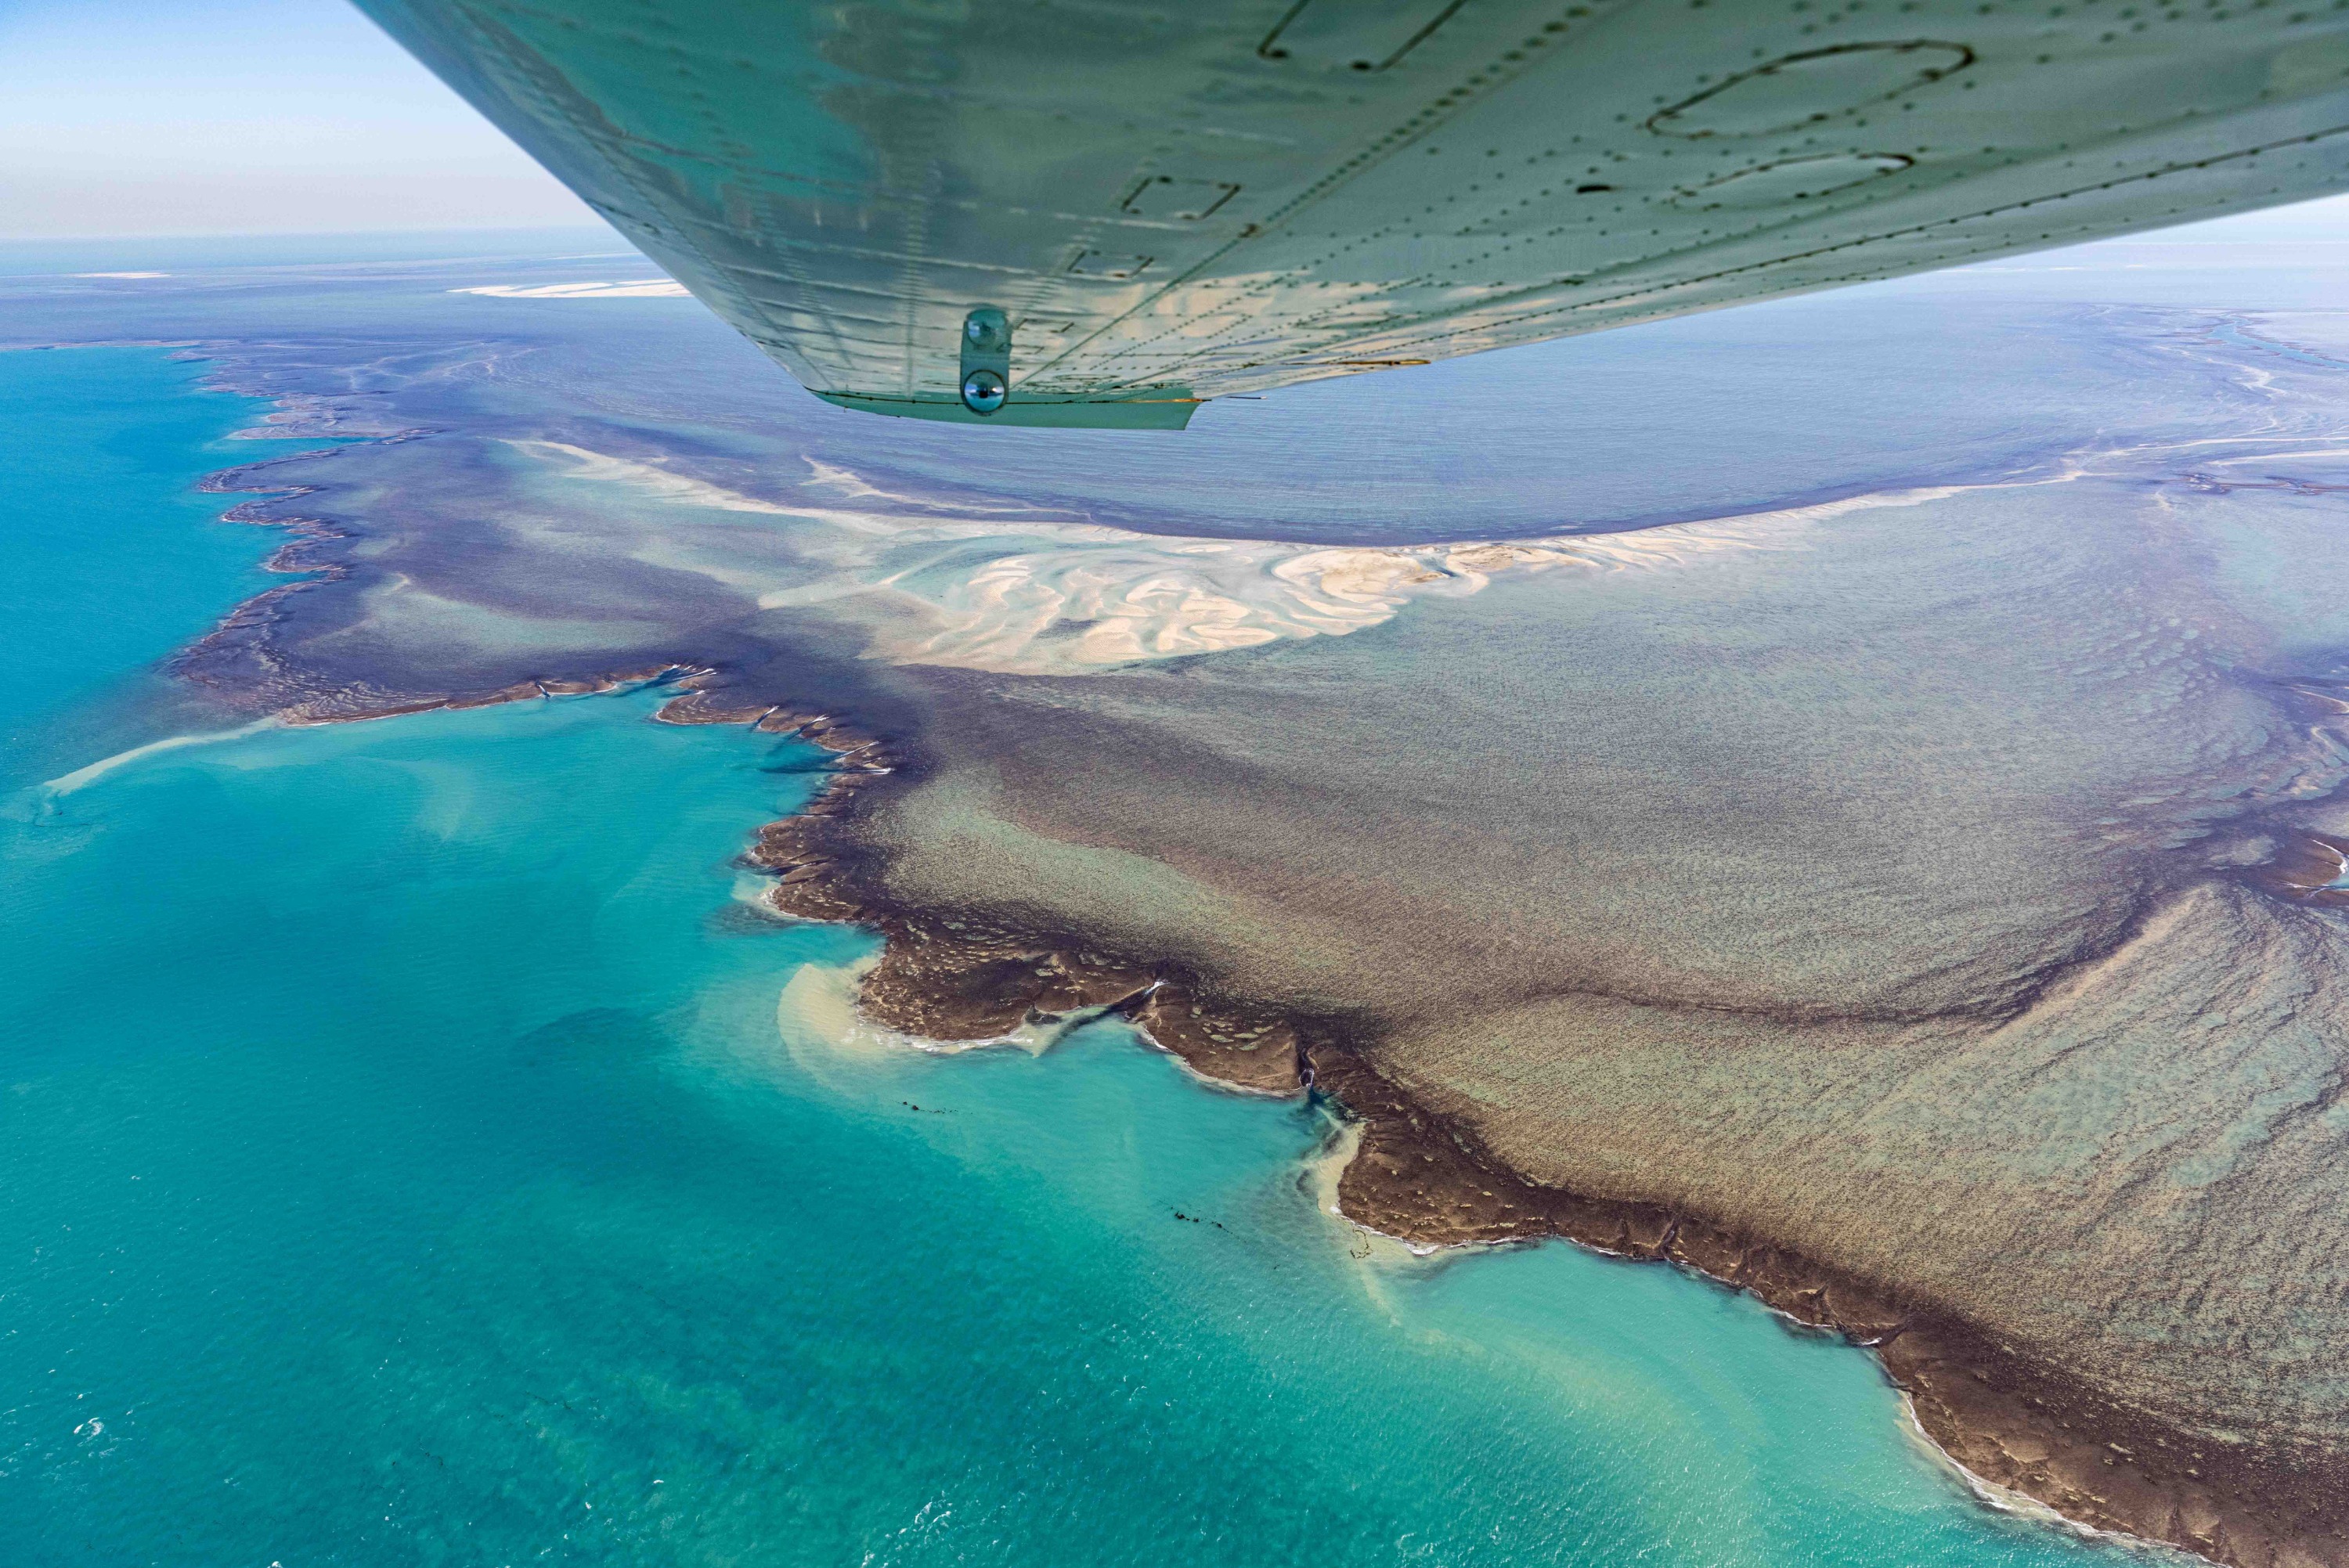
[677,694,2344,1568]
[124,298,2349,1568]
[223,655,2345,1568]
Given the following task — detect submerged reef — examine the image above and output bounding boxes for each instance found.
[135,295,2349,1567]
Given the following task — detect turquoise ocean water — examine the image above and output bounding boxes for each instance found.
[0,351,2137,1566]
[0,350,279,788]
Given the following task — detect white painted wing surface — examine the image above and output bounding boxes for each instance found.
[358,0,2349,425]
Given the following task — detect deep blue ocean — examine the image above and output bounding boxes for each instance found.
[0,348,2154,1563]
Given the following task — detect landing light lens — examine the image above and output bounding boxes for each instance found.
[961,369,1007,415]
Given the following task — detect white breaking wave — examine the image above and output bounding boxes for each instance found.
[518,440,1966,676]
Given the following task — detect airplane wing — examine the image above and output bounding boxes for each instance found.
[357,0,2349,427]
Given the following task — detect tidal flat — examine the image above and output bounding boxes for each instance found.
[7,234,2348,1563]
[0,336,2142,1568]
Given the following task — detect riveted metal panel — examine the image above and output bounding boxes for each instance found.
[356,0,2349,426]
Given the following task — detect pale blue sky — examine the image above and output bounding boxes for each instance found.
[7,0,2349,246]
[0,0,597,236]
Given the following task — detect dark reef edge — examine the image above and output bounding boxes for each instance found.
[155,378,2344,1566]
[728,701,2345,1568]
[236,660,2344,1568]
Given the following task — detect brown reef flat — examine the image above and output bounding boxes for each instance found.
[164,333,2349,1568]
[727,706,2348,1568]
[215,480,2349,1567]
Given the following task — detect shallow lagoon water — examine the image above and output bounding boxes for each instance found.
[0,356,2146,1564]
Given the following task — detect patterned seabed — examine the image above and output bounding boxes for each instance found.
[4,226,2347,1556]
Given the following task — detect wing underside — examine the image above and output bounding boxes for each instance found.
[359,0,2349,426]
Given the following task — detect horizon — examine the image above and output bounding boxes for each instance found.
[2,0,2348,261]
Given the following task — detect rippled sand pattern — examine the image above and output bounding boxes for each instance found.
[514,438,1955,675]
